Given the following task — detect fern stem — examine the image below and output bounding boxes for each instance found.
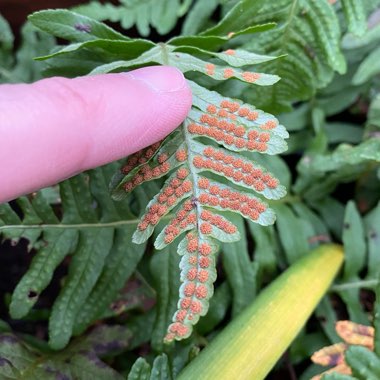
[182,124,202,226]
[331,279,379,291]
[0,215,172,232]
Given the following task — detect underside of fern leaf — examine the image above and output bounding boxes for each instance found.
[111,62,288,341]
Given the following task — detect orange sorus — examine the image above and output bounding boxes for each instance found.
[223,68,234,79]
[206,63,215,76]
[241,71,261,83]
[175,149,188,162]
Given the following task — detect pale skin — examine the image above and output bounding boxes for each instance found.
[0,66,192,203]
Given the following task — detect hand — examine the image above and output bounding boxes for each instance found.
[0,66,192,203]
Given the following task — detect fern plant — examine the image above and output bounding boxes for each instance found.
[222,0,380,112]
[30,7,288,342]
[71,0,194,36]
[110,78,288,341]
[98,32,287,342]
[0,165,146,350]
[0,324,132,379]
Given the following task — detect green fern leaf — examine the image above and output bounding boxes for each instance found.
[105,51,288,340]
[89,44,281,85]
[128,358,151,380]
[295,138,380,201]
[352,46,380,85]
[28,9,128,42]
[127,354,172,380]
[149,242,181,351]
[364,202,380,281]
[201,0,268,36]
[345,345,380,379]
[340,0,367,36]
[0,20,52,84]
[72,0,193,36]
[221,214,257,316]
[232,0,347,112]
[149,354,172,380]
[35,38,155,62]
[0,325,130,379]
[181,0,220,36]
[0,166,146,350]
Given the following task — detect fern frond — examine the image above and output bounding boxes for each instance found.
[339,0,380,37]
[181,0,220,36]
[340,0,367,36]
[0,166,146,350]
[111,77,287,340]
[228,0,347,111]
[72,0,193,36]
[0,325,130,379]
[127,354,172,379]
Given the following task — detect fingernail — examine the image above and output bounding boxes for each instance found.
[127,66,187,93]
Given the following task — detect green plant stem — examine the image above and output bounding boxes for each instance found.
[0,220,138,231]
[0,215,173,232]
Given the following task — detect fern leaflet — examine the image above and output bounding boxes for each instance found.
[110,63,288,341]
[225,0,347,112]
[72,0,193,36]
[0,166,146,350]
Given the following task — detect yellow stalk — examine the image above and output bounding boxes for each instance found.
[178,244,344,380]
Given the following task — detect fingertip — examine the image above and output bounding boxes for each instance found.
[80,67,193,168]
[127,65,191,93]
[0,66,193,202]
[125,66,193,148]
[130,66,193,140]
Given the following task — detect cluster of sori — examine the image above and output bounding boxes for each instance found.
[205,62,261,82]
[160,199,196,244]
[188,101,278,154]
[198,209,237,234]
[165,232,217,341]
[121,142,189,194]
[121,141,167,192]
[194,146,279,195]
[136,167,192,233]
[196,177,269,222]
[114,81,287,341]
